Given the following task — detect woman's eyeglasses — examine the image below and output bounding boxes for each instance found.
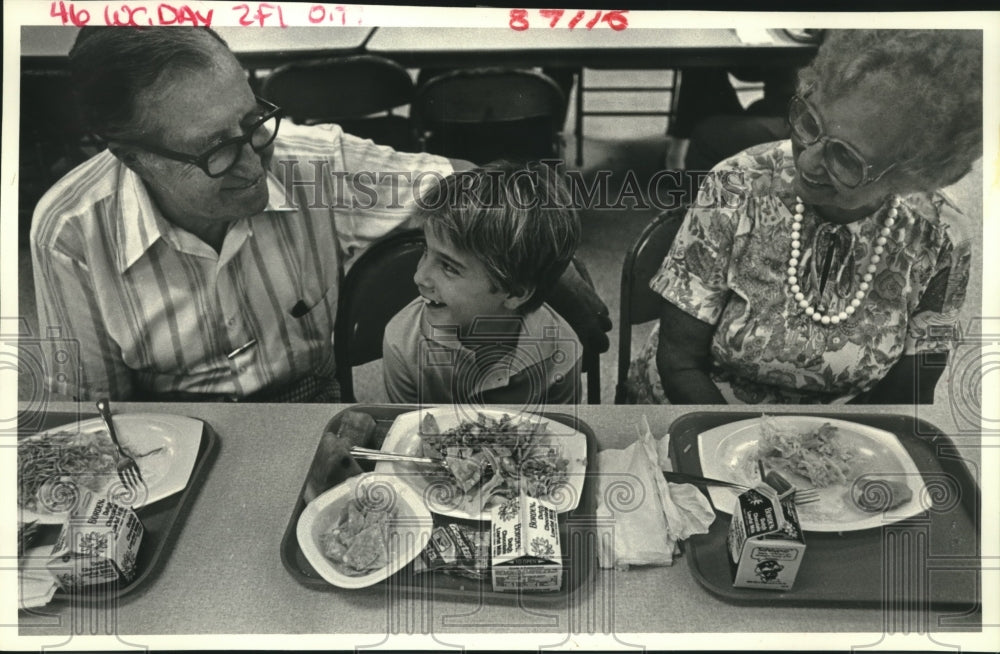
[109,97,282,178]
[787,94,895,188]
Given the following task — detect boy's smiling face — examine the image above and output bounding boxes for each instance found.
[414,224,528,339]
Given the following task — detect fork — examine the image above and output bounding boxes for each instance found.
[349,446,449,469]
[756,460,821,505]
[662,470,819,506]
[96,398,144,491]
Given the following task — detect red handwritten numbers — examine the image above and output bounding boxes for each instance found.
[50,1,90,26]
[508,9,628,31]
[603,10,629,30]
[234,3,287,27]
[509,8,530,31]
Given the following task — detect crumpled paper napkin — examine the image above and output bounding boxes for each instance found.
[594,417,716,570]
[19,546,59,609]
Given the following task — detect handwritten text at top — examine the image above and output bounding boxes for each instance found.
[47,2,350,27]
[508,9,629,31]
[45,3,628,30]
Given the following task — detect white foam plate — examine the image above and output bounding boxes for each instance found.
[697,415,928,532]
[19,413,203,524]
[297,472,433,589]
[376,406,587,520]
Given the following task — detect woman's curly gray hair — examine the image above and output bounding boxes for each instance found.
[798,29,982,189]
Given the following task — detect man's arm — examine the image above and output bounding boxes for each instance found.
[447,157,476,172]
[331,129,455,267]
[32,243,133,400]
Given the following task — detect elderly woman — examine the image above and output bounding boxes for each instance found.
[628,29,981,404]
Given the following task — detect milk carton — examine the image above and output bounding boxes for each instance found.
[490,495,562,592]
[47,492,144,589]
[727,485,806,591]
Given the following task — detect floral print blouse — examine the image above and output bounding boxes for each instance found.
[628,140,972,404]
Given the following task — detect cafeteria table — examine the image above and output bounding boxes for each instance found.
[15,401,986,642]
[20,25,816,72]
[365,27,817,69]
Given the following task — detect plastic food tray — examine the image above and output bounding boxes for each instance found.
[18,411,219,604]
[280,404,600,603]
[668,411,980,612]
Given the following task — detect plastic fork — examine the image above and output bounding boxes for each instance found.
[662,470,818,506]
[96,398,144,491]
[756,460,820,505]
[349,446,449,470]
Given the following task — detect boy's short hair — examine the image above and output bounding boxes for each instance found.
[417,160,581,313]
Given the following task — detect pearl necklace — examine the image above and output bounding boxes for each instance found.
[787,195,912,326]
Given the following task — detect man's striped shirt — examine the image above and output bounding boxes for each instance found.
[30,122,451,400]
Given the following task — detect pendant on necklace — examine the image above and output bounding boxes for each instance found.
[786,195,911,326]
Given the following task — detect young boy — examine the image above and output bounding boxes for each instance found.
[382,161,583,405]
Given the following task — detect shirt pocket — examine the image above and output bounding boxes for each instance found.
[284,282,339,361]
[289,282,338,320]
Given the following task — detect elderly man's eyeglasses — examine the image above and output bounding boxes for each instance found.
[112,97,282,178]
[787,94,895,188]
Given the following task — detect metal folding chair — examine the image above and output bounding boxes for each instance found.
[615,206,686,403]
[411,68,566,164]
[261,55,417,151]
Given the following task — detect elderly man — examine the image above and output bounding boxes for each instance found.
[30,27,460,402]
[32,27,611,403]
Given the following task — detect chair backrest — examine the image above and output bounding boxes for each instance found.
[333,229,425,402]
[261,55,415,123]
[615,206,686,403]
[543,258,606,404]
[334,229,603,403]
[20,70,105,197]
[411,68,566,163]
[21,70,87,141]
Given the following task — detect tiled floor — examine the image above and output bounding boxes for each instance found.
[16,69,984,409]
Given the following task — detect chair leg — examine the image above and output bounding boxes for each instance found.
[666,68,683,135]
[335,355,357,403]
[586,351,600,404]
[574,68,584,167]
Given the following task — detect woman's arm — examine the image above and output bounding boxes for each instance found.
[861,231,969,405]
[852,352,947,404]
[655,300,726,404]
